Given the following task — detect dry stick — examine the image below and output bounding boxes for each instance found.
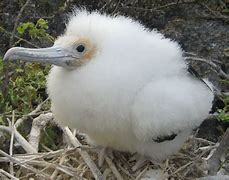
[194,137,216,145]
[197,175,229,180]
[135,166,149,180]
[26,159,82,178]
[0,150,50,179]
[185,56,229,80]
[0,26,39,48]
[8,148,77,163]
[100,0,113,11]
[50,155,67,180]
[184,52,222,64]
[105,157,124,180]
[0,169,19,180]
[15,98,49,128]
[9,0,31,46]
[102,168,111,180]
[0,125,36,153]
[0,173,7,180]
[208,128,229,175]
[28,113,53,151]
[40,142,72,179]
[171,150,209,176]
[63,127,103,180]
[9,110,15,176]
[125,0,196,12]
[201,3,229,21]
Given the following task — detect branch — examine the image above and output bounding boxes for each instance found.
[0,169,19,180]
[9,0,31,47]
[207,128,229,175]
[0,150,50,179]
[197,175,229,180]
[28,113,54,152]
[9,111,15,176]
[105,156,124,180]
[15,98,49,128]
[63,127,103,180]
[0,26,39,48]
[0,125,36,153]
[185,56,229,79]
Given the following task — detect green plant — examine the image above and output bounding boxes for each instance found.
[217,94,229,122]
[0,61,50,114]
[40,124,62,151]
[17,18,54,42]
[0,18,53,117]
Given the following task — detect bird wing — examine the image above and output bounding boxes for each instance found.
[130,75,213,143]
[187,65,224,113]
[187,65,213,91]
[152,133,177,143]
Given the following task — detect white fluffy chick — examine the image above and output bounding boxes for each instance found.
[4,10,214,160]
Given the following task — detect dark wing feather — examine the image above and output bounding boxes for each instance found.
[153,133,177,143]
[187,65,224,113]
[187,65,213,91]
[153,66,215,143]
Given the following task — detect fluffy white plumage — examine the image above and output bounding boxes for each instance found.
[4,10,214,160]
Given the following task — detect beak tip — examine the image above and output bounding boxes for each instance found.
[3,53,9,61]
[3,53,10,62]
[3,47,21,61]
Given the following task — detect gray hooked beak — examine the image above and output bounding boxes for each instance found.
[3,46,79,68]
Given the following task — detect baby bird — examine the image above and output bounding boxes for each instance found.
[4,10,213,160]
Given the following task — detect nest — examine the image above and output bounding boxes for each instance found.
[1,110,227,180]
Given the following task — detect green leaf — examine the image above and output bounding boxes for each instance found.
[222,8,229,13]
[37,18,48,29]
[217,109,229,121]
[17,22,34,35]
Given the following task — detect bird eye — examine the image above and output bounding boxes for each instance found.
[76,44,85,53]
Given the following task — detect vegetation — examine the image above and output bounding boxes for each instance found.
[0,62,49,113]
[16,18,54,43]
[0,19,52,119]
[217,94,229,122]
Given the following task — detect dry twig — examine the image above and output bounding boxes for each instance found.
[63,127,103,180]
[9,111,15,176]
[105,156,124,180]
[50,154,67,180]
[197,175,229,180]
[207,128,229,175]
[0,26,39,48]
[0,169,19,180]
[9,0,31,46]
[0,125,36,153]
[15,98,49,128]
[29,112,53,152]
[0,150,50,179]
[185,56,229,79]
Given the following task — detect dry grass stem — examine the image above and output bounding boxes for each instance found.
[63,127,103,180]
[105,156,124,180]
[0,169,19,180]
[207,128,229,175]
[9,110,15,177]
[185,56,229,79]
[15,98,49,128]
[0,125,37,153]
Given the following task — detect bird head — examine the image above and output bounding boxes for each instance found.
[3,10,153,70]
